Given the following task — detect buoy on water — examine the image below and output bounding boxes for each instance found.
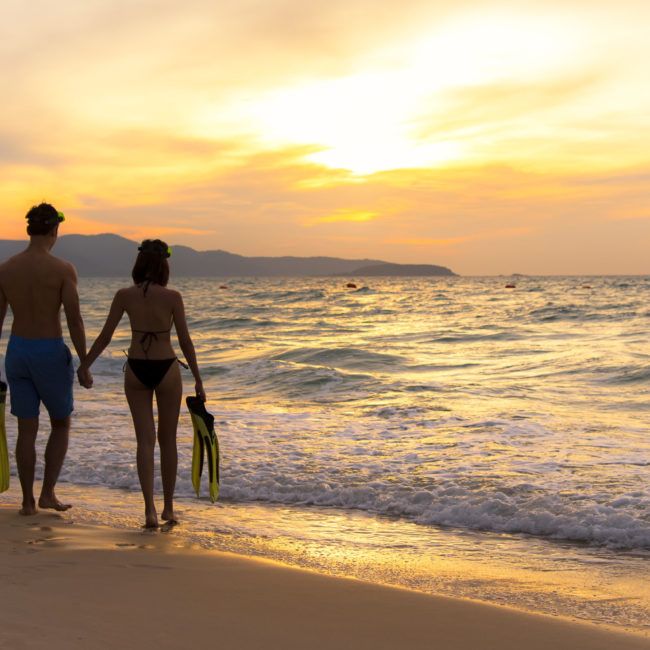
[219,285,229,290]
[505,284,516,289]
[346,282,357,289]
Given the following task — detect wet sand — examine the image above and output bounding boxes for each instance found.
[0,506,648,650]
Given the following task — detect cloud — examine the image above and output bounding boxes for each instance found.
[304,210,379,225]
[384,236,471,247]
[2,0,650,274]
[2,134,650,273]
[414,72,604,139]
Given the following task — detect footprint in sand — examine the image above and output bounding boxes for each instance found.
[26,536,70,545]
[115,543,156,550]
[128,563,173,570]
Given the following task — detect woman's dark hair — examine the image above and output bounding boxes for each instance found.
[132,239,170,288]
[26,203,60,236]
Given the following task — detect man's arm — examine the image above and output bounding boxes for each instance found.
[61,263,87,363]
[0,285,7,343]
[81,289,125,370]
[0,279,7,382]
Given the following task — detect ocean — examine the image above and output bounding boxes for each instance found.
[2,275,650,632]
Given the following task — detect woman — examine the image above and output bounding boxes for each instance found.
[79,239,205,528]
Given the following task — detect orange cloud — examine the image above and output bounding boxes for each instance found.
[307,210,379,225]
[386,236,470,247]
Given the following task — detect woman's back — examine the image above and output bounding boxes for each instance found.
[122,283,177,360]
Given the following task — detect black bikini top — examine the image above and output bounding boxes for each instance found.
[132,327,172,356]
[133,279,173,357]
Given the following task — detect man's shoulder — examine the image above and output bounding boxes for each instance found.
[0,250,25,267]
[0,251,26,277]
[49,255,77,276]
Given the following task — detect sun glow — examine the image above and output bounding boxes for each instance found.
[248,13,581,174]
[249,69,462,175]
[309,209,379,225]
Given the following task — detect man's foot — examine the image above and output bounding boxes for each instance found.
[38,495,72,511]
[19,499,37,516]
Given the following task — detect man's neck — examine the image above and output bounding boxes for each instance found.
[26,237,53,253]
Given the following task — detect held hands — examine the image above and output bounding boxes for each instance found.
[77,365,93,389]
[195,380,206,402]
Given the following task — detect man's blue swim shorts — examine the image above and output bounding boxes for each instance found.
[5,335,74,419]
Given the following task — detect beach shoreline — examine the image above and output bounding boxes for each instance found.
[1,504,649,650]
[2,480,650,637]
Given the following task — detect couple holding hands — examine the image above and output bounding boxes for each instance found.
[0,203,205,528]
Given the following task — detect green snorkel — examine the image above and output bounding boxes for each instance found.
[137,240,172,259]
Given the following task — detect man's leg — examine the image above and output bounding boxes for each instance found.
[38,416,72,511]
[16,417,39,515]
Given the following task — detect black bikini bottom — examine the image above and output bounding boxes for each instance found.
[127,358,176,390]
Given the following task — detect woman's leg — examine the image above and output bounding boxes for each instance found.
[124,366,158,528]
[155,362,182,522]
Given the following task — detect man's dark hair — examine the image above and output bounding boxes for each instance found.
[25,203,60,237]
[132,239,170,287]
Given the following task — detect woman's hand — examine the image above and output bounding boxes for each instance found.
[77,365,93,389]
[195,380,206,402]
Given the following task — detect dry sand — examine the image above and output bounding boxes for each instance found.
[0,506,648,650]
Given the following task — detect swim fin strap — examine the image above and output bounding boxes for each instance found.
[0,381,9,493]
[186,396,219,503]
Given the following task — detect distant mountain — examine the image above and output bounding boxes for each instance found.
[0,234,457,277]
[341,263,456,277]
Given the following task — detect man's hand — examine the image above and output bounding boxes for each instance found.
[77,366,93,389]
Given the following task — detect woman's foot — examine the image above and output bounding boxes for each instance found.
[160,519,179,533]
[143,509,159,529]
[161,507,177,523]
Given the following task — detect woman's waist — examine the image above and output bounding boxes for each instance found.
[130,330,171,341]
[127,342,176,359]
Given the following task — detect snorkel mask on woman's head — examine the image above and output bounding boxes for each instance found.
[138,239,172,258]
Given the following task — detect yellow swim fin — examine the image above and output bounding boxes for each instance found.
[186,395,219,503]
[190,416,203,498]
[0,381,10,493]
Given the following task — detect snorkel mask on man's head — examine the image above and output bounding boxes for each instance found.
[25,203,65,236]
[138,239,172,258]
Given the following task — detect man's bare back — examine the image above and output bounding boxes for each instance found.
[0,248,78,339]
[0,203,89,516]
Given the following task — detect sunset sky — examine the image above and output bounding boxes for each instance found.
[1,0,649,274]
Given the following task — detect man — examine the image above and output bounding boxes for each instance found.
[0,203,92,515]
